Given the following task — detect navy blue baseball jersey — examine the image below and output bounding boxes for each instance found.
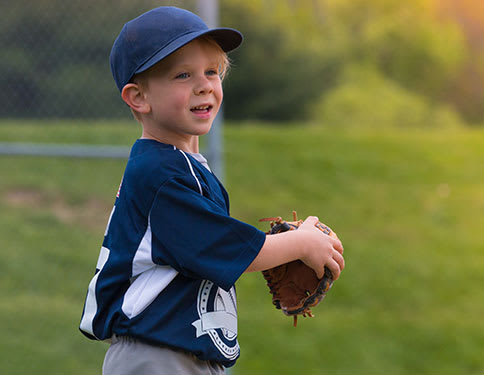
[79,139,266,367]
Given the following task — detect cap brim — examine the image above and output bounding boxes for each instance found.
[134,27,243,76]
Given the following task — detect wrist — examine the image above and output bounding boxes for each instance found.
[294,229,310,262]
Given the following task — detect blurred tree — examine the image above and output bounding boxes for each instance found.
[222,0,469,125]
[222,0,340,122]
[0,0,480,125]
[439,0,484,124]
[308,64,462,129]
[324,0,467,97]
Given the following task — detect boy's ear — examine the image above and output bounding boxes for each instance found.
[121,83,151,114]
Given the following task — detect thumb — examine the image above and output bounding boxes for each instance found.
[300,216,319,229]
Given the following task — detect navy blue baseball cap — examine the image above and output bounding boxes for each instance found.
[110,6,243,92]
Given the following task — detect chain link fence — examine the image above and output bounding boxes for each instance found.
[2,0,197,120]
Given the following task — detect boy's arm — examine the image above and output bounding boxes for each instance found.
[245,216,345,280]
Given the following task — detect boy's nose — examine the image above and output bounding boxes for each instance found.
[193,76,214,96]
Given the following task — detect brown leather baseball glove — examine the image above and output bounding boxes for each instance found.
[259,211,338,327]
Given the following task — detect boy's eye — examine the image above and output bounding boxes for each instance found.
[175,72,189,79]
[206,69,218,76]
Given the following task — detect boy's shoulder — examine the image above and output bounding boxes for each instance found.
[124,139,199,189]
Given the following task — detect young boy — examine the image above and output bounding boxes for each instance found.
[79,6,344,375]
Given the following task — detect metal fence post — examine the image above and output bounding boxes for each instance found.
[197,0,225,182]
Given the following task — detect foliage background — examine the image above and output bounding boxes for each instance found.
[1,0,484,125]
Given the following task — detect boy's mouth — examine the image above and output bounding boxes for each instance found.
[190,104,213,114]
[190,104,214,119]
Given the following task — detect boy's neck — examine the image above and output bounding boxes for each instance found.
[141,128,199,153]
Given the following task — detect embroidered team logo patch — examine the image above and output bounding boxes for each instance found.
[192,280,239,360]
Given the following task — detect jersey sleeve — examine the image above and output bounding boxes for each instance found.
[149,174,266,291]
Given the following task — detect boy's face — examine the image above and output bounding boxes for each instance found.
[139,39,223,148]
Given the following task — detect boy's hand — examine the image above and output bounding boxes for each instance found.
[256,212,345,326]
[298,216,345,280]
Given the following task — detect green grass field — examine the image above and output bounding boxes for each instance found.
[0,120,483,374]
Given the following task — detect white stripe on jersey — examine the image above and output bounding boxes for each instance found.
[104,206,116,236]
[79,246,110,338]
[122,266,179,319]
[121,215,178,319]
[132,220,156,276]
[178,149,203,195]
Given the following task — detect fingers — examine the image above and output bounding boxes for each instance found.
[300,215,345,280]
[326,259,342,281]
[313,248,345,279]
[332,248,345,271]
[315,267,326,279]
[331,237,344,254]
[315,258,343,280]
